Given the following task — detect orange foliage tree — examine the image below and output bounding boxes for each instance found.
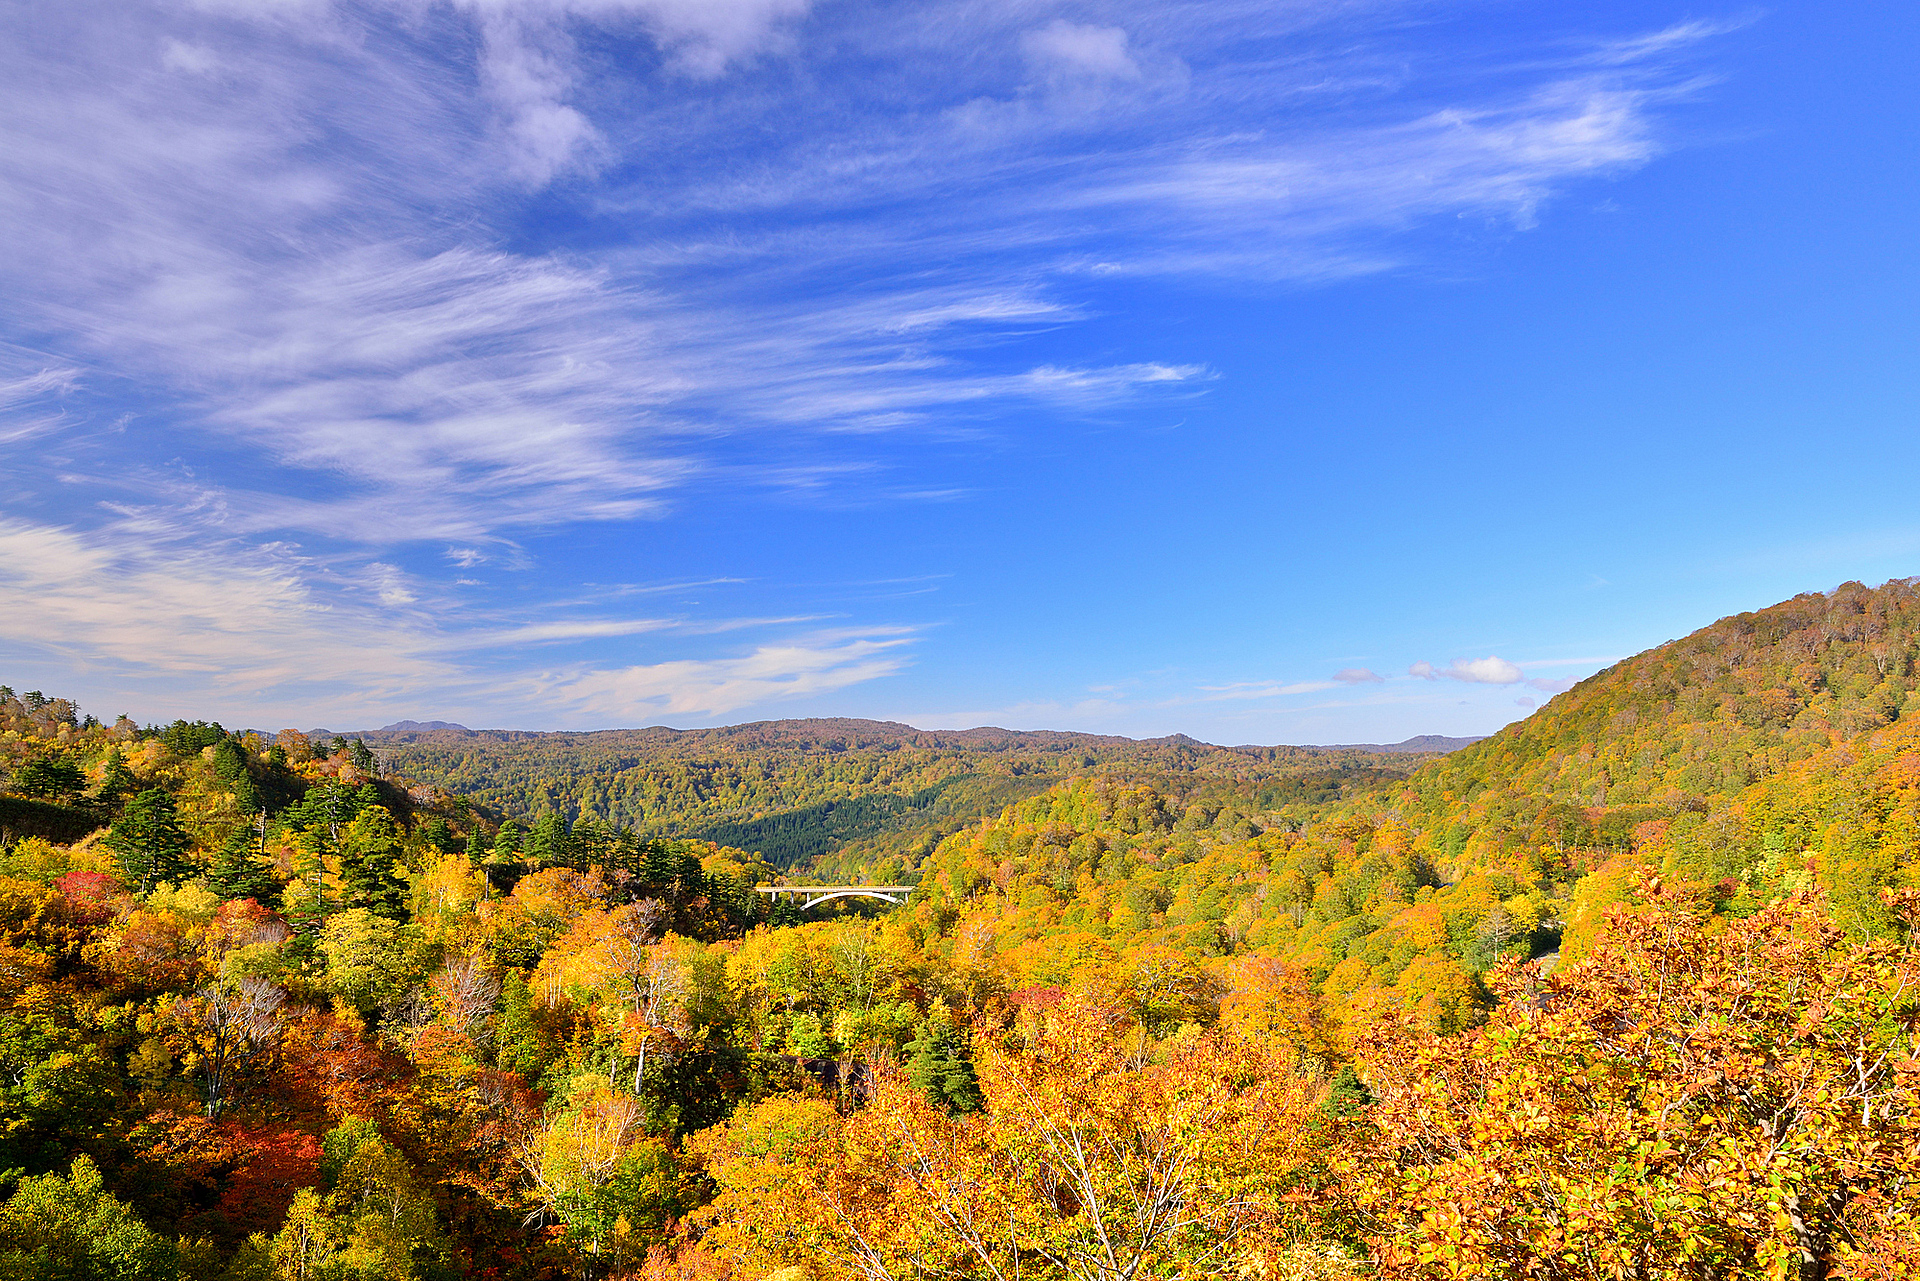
[1339,881,1920,1280]
[696,994,1336,1281]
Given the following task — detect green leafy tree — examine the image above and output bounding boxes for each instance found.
[494,970,559,1084]
[318,909,420,1019]
[268,1117,449,1281]
[348,737,377,774]
[787,1011,832,1058]
[105,787,193,895]
[0,1154,177,1281]
[522,1088,687,1279]
[0,1015,123,1179]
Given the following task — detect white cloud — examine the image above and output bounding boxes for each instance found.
[1439,656,1526,684]
[472,11,604,185]
[1198,680,1340,701]
[1408,661,1437,680]
[0,512,907,725]
[1527,676,1576,693]
[0,3,1708,550]
[528,631,912,720]
[0,366,80,410]
[1333,667,1383,684]
[0,515,453,701]
[1023,21,1141,82]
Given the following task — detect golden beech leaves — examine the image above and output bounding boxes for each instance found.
[697,994,1337,1281]
[1221,955,1335,1060]
[1337,882,1920,1281]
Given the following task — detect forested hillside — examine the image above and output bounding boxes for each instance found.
[354,719,1423,873]
[893,580,1920,1036]
[0,580,1914,1279]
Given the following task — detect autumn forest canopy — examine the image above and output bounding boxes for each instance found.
[0,579,1916,1280]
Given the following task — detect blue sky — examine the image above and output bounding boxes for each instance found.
[1,0,1915,742]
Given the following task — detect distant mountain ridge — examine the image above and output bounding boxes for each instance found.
[318,716,1479,755]
[344,715,1462,871]
[1310,734,1487,754]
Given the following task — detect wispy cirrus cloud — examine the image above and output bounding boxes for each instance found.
[2,2,1712,541]
[525,628,915,720]
[0,1,1723,724]
[0,507,911,726]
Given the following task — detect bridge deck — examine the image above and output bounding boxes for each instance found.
[755,886,915,895]
[756,885,915,909]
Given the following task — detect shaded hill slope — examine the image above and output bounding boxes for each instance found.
[355,718,1444,869]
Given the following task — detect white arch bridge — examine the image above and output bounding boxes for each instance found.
[756,885,915,911]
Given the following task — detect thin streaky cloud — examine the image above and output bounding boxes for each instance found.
[0,0,1728,726]
[1517,655,1625,668]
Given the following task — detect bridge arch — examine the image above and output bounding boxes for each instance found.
[756,885,914,912]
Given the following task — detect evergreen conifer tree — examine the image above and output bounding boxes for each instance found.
[420,817,456,857]
[12,752,83,801]
[93,747,134,808]
[906,1006,982,1113]
[207,825,280,906]
[338,806,408,920]
[105,787,193,895]
[286,827,333,932]
[210,737,259,811]
[524,812,571,867]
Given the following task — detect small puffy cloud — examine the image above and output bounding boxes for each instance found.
[1442,655,1525,685]
[1514,696,1536,708]
[1333,667,1383,684]
[1408,661,1437,680]
[1527,676,1576,694]
[1022,20,1141,82]
[362,563,418,607]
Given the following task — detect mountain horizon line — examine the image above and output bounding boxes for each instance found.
[276,717,1487,755]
